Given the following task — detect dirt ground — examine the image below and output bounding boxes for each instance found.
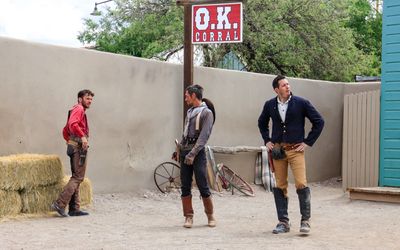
[1,178,399,250]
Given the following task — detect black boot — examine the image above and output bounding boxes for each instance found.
[297,187,311,233]
[51,202,68,217]
[272,188,290,234]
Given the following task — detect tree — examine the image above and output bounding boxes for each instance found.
[78,0,184,59]
[78,0,377,82]
[344,0,382,76]
[230,0,374,81]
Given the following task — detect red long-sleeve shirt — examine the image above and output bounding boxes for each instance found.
[62,104,89,141]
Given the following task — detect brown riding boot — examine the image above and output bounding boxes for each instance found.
[202,196,216,227]
[181,195,193,228]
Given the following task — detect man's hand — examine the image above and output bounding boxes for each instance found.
[171,152,178,161]
[81,136,89,150]
[295,142,308,152]
[266,141,274,151]
[184,154,194,165]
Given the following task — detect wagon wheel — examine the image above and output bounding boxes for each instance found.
[216,163,255,197]
[154,162,181,193]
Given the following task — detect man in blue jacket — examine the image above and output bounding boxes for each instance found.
[258,75,324,234]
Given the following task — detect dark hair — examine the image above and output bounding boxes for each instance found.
[78,89,95,99]
[203,98,216,124]
[186,84,203,100]
[272,75,286,89]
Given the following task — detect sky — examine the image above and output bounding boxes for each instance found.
[0,0,109,47]
[0,0,382,48]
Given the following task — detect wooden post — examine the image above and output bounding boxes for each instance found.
[176,0,243,122]
[183,2,193,118]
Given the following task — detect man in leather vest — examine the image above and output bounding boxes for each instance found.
[173,84,216,228]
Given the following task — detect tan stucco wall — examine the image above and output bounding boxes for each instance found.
[0,37,380,192]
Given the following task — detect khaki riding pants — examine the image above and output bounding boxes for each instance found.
[273,148,307,197]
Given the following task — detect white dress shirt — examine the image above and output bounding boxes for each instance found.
[277,95,291,122]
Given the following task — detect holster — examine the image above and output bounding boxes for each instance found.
[79,149,87,166]
[271,146,286,160]
[180,144,195,151]
[67,138,87,167]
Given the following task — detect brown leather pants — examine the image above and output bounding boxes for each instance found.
[56,144,87,211]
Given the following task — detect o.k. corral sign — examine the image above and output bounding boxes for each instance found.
[192,2,243,44]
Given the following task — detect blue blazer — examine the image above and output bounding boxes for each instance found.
[258,95,324,146]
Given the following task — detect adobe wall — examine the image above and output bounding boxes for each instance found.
[0,37,380,192]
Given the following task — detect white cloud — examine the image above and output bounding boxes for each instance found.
[0,0,96,47]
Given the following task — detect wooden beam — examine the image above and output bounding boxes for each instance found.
[178,0,244,121]
[209,146,262,154]
[348,187,400,204]
[183,2,193,119]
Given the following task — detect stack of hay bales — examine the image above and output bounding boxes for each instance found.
[0,154,92,217]
[0,190,22,217]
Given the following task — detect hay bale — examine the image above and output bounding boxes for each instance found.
[0,190,22,217]
[20,185,59,213]
[0,154,64,191]
[20,176,93,213]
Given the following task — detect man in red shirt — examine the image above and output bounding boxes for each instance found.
[52,89,94,217]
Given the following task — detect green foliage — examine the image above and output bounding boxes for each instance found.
[78,0,183,58]
[230,0,375,82]
[344,0,382,76]
[78,0,381,82]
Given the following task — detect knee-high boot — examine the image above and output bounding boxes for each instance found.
[181,195,193,228]
[272,188,290,233]
[273,188,289,223]
[297,187,311,233]
[202,196,216,227]
[297,187,311,221]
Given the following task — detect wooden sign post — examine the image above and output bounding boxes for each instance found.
[176,0,243,120]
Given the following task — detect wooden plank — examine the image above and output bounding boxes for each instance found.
[382,159,400,168]
[351,94,357,188]
[384,5,400,16]
[342,94,349,190]
[349,186,400,203]
[384,53,400,63]
[365,91,375,187]
[383,62,400,72]
[381,148,400,158]
[356,94,363,187]
[373,90,380,186]
[209,146,261,154]
[350,192,400,203]
[348,186,400,194]
[382,169,400,178]
[360,92,367,187]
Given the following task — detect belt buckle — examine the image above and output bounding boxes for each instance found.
[68,140,80,147]
[284,144,296,151]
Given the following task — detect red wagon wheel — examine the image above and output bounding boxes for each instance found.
[216,163,255,197]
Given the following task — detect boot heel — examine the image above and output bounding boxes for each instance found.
[202,196,216,227]
[184,217,193,228]
[182,196,194,228]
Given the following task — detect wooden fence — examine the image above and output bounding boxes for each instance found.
[342,90,380,190]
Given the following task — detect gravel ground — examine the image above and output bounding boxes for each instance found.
[1,178,399,250]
